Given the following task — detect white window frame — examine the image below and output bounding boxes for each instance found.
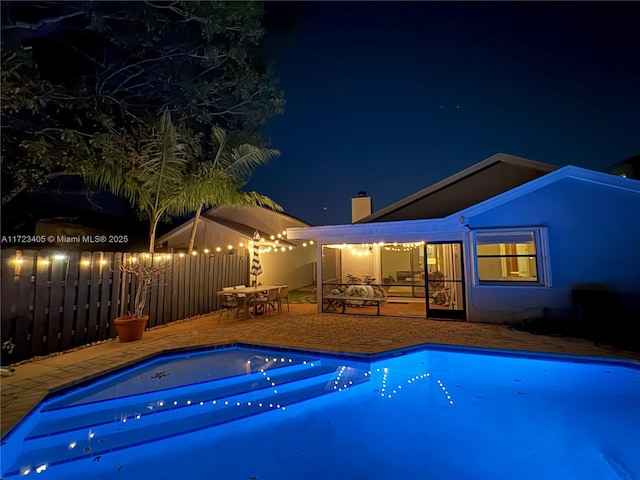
[472,227,550,287]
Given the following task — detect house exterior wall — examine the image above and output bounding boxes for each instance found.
[341,249,375,281]
[160,219,317,291]
[289,167,639,325]
[205,207,301,238]
[157,207,315,292]
[159,219,243,253]
[463,177,640,323]
[256,246,317,290]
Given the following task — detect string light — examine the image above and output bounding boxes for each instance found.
[374,366,454,405]
[9,230,312,271]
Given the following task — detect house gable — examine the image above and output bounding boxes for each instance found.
[452,165,640,225]
[156,206,311,252]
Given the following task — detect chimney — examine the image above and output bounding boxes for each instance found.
[351,191,371,223]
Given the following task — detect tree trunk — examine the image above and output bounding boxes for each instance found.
[149,215,160,253]
[187,203,203,253]
[133,278,149,318]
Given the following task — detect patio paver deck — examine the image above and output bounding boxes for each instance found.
[2,303,639,437]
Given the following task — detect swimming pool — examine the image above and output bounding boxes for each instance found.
[1,344,638,479]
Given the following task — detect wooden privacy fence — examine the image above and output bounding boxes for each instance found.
[1,249,248,363]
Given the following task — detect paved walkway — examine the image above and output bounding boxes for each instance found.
[2,303,639,437]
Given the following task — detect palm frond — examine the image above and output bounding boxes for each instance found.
[226,144,280,182]
[210,125,228,169]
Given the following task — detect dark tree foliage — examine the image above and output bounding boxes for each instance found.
[1,1,284,204]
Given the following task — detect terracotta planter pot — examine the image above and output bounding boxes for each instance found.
[114,314,149,342]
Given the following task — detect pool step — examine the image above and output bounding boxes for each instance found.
[43,349,312,410]
[4,361,369,476]
[29,360,331,438]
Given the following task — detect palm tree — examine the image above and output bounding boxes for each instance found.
[183,125,282,253]
[88,109,281,253]
[89,108,188,252]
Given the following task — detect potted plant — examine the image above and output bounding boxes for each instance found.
[114,260,169,342]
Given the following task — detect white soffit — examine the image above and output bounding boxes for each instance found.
[287,217,463,243]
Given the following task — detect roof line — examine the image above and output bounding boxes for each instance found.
[156,213,298,247]
[357,152,557,223]
[155,216,220,244]
[204,204,312,226]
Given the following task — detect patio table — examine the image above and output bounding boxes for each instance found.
[217,286,279,318]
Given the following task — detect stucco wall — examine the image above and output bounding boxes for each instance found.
[341,250,375,282]
[158,212,317,292]
[256,245,317,290]
[464,177,640,323]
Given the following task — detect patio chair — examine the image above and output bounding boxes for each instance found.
[277,285,289,314]
[217,287,238,322]
[251,287,280,318]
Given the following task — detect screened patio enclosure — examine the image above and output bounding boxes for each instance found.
[322,241,465,319]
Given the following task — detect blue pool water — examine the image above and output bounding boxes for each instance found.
[1,345,639,479]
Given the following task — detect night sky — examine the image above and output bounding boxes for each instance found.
[246,1,639,226]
